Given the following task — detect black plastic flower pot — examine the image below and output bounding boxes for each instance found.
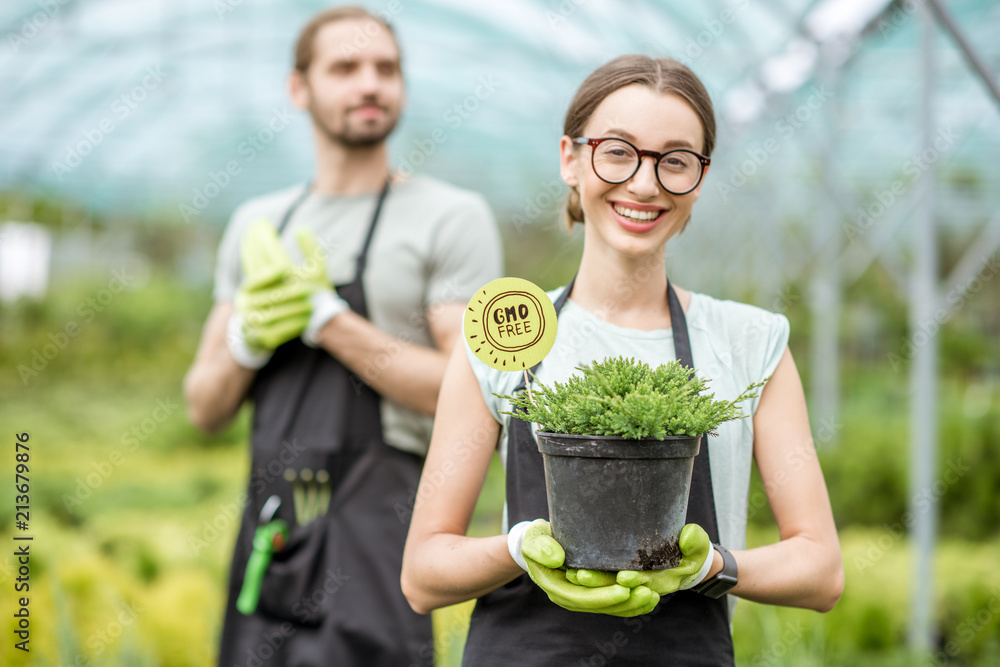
[536,431,701,571]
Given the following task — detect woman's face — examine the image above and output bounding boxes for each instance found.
[560,85,708,259]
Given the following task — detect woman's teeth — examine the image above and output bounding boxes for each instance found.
[613,204,660,222]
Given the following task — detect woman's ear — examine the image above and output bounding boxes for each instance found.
[559,136,580,188]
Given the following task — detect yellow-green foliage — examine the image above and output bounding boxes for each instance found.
[3,273,998,666]
[499,356,766,438]
[426,528,1000,667]
[729,526,1000,667]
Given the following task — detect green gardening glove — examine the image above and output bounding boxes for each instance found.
[616,523,713,595]
[227,219,312,367]
[513,519,660,617]
[291,228,349,346]
[240,218,294,290]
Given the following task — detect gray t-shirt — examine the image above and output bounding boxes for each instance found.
[467,287,789,556]
[215,173,503,455]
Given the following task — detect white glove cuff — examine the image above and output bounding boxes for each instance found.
[302,289,349,347]
[507,520,532,572]
[226,313,273,370]
[680,545,717,590]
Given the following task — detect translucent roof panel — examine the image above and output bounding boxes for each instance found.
[0,1,860,212]
[2,0,998,294]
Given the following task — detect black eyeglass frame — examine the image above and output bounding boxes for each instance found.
[574,137,711,195]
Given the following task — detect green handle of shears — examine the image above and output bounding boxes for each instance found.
[236,520,289,615]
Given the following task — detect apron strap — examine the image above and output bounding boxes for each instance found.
[274,176,392,284]
[667,280,694,377]
[354,177,392,280]
[513,275,575,393]
[667,281,722,544]
[276,185,312,235]
[268,177,393,446]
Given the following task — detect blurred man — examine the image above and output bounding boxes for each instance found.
[184,7,502,665]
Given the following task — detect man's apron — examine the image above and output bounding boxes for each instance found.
[461,277,735,666]
[218,181,433,667]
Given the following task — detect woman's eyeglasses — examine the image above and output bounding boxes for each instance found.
[575,137,710,195]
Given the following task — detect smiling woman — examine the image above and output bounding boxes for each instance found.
[401,54,843,666]
[562,85,709,284]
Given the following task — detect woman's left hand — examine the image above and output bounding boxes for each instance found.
[616,523,713,594]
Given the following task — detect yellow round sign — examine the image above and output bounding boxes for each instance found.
[464,277,558,371]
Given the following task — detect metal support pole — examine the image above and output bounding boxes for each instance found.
[925,0,1000,110]
[908,3,939,654]
[810,45,841,442]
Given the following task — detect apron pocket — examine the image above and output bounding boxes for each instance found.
[258,519,331,627]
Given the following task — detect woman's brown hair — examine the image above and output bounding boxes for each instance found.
[563,55,716,228]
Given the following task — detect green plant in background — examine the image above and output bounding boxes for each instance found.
[497,356,767,439]
[2,214,996,666]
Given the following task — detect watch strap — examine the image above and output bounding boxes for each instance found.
[692,543,738,599]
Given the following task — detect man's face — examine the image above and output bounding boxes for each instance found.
[293,18,404,147]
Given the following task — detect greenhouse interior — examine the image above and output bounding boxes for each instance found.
[1,0,998,664]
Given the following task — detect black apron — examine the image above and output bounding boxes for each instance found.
[218,181,433,667]
[462,277,735,666]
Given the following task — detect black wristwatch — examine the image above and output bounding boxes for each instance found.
[692,543,738,598]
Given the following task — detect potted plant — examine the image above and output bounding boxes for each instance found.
[499,356,765,571]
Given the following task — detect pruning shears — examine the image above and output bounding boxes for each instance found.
[236,495,289,615]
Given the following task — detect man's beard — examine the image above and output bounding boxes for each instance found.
[309,99,398,148]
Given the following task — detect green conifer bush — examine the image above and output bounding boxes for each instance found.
[498,356,768,439]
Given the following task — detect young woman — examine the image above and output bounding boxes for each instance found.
[401,55,843,665]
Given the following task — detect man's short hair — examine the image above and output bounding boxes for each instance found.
[294,6,400,73]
